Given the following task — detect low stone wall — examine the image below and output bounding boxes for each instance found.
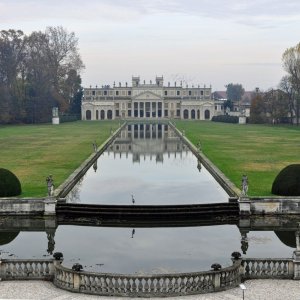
[242,258,294,280]
[239,197,300,215]
[0,198,56,215]
[0,258,56,280]
[54,260,241,297]
[1,254,300,297]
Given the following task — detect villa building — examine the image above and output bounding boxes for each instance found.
[82,76,224,120]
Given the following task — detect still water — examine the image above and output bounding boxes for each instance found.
[0,123,296,274]
[66,123,228,204]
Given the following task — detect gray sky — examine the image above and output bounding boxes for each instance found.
[1,0,299,90]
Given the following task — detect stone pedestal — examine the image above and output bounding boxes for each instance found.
[293,250,300,279]
[239,198,251,215]
[52,117,60,125]
[239,116,246,124]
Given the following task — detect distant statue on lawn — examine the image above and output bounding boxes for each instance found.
[46,175,54,196]
[241,174,248,196]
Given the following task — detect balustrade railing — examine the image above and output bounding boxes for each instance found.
[0,259,54,280]
[0,255,298,297]
[53,260,241,297]
[242,258,294,279]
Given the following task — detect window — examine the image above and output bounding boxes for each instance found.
[92,91,95,96]
[164,110,168,117]
[116,110,119,117]
[188,90,192,96]
[176,109,180,117]
[116,91,119,96]
[201,90,204,95]
[128,91,131,96]
[215,105,217,110]
[177,90,180,96]
[104,91,107,96]
[164,91,168,96]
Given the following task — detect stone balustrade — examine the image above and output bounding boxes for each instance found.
[0,255,299,297]
[53,260,241,297]
[0,259,55,280]
[242,258,294,279]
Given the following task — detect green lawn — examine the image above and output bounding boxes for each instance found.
[175,121,300,196]
[1,120,299,198]
[0,121,118,197]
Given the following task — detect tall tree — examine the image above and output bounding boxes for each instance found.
[0,27,85,124]
[0,30,26,123]
[45,26,84,112]
[282,43,300,125]
[249,92,267,123]
[279,75,295,124]
[226,83,245,102]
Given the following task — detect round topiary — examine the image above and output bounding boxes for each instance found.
[272,164,300,196]
[0,168,22,197]
[0,232,19,246]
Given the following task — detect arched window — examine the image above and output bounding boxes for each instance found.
[183,109,189,119]
[86,110,91,120]
[191,109,195,119]
[107,110,113,119]
[100,110,105,119]
[205,109,210,120]
[197,110,200,119]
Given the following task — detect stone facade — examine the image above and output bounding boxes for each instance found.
[82,76,224,120]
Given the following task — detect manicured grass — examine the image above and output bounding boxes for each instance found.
[0,121,118,197]
[176,121,300,196]
[1,120,299,197]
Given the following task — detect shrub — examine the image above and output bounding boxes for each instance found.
[0,232,19,246]
[0,168,22,197]
[211,115,239,123]
[272,164,300,196]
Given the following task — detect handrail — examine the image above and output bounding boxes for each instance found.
[0,255,298,297]
[53,260,241,297]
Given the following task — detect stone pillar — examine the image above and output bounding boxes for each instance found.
[73,272,81,291]
[213,273,221,289]
[150,102,152,118]
[138,102,140,118]
[131,102,134,118]
[239,198,251,215]
[294,224,300,279]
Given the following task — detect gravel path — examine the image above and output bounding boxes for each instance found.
[1,279,300,299]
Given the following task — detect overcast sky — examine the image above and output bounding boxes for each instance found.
[1,0,300,90]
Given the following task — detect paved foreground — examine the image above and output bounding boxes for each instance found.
[0,280,300,300]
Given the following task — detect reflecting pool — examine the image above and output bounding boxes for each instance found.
[66,123,228,204]
[0,123,297,274]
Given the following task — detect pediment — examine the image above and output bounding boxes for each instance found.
[133,90,162,100]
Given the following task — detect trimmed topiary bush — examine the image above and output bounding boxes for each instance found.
[272,164,300,196]
[0,168,22,197]
[211,115,239,123]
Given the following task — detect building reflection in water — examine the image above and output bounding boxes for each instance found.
[107,123,187,164]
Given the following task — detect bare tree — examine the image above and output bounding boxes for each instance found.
[279,75,295,124]
[282,43,300,125]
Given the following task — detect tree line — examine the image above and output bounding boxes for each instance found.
[223,43,300,125]
[250,43,300,125]
[0,27,84,124]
